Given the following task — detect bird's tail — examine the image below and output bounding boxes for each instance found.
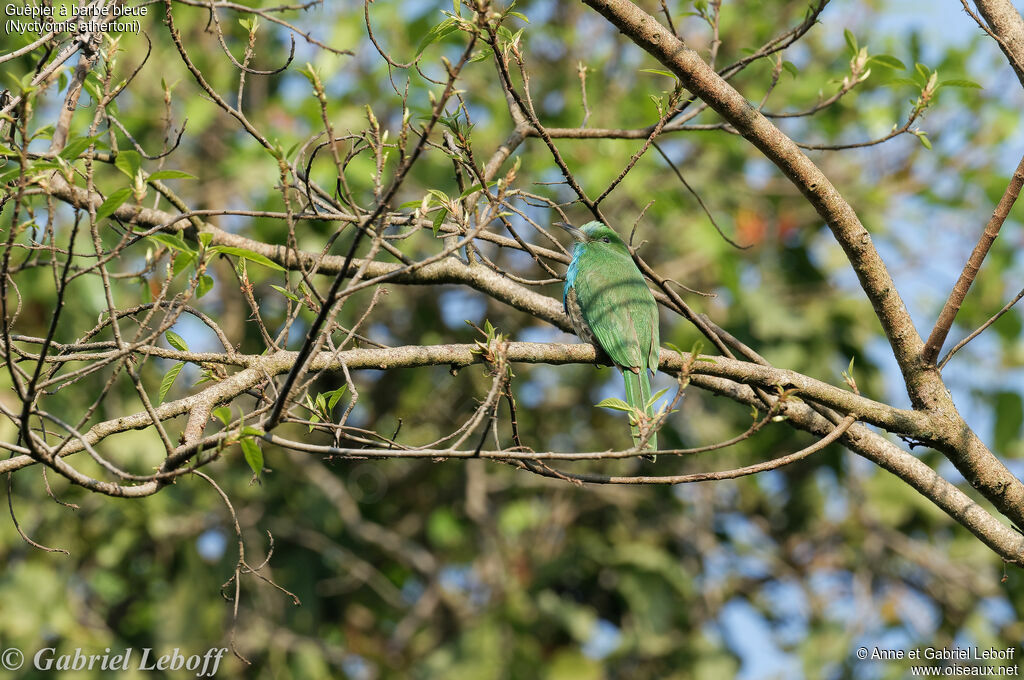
[623,368,657,455]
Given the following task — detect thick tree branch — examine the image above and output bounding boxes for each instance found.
[0,341,915,475]
[42,174,572,330]
[688,373,1024,565]
[579,0,1024,543]
[579,0,925,393]
[40,168,1024,534]
[0,342,928,461]
[973,0,1024,86]
[4,330,1021,560]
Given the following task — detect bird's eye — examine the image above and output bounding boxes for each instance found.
[601,237,611,243]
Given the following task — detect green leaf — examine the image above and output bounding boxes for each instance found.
[431,207,447,236]
[507,10,529,22]
[147,170,196,181]
[781,61,799,77]
[645,387,671,410]
[640,68,676,78]
[208,245,285,271]
[915,131,932,150]
[939,78,982,89]
[197,274,214,298]
[867,54,905,70]
[240,425,264,437]
[59,134,100,160]
[414,17,459,59]
[239,437,264,478]
[157,362,185,404]
[95,187,132,221]
[172,251,196,278]
[427,189,451,204]
[4,70,34,94]
[0,166,25,184]
[325,386,348,411]
[114,150,142,179]
[32,125,55,141]
[213,406,231,426]
[596,398,634,413]
[146,232,192,253]
[843,28,857,55]
[30,160,59,173]
[270,284,299,302]
[165,330,189,352]
[468,47,494,63]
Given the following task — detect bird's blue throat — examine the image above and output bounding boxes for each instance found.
[563,241,585,313]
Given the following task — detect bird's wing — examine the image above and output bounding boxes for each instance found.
[573,257,659,372]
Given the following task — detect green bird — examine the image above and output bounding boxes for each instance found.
[559,220,661,452]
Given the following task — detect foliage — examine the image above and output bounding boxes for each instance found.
[1,0,1022,678]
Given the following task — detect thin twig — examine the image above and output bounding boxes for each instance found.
[518,415,857,484]
[938,286,1024,370]
[924,151,1024,364]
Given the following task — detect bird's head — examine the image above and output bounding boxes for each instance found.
[555,220,632,257]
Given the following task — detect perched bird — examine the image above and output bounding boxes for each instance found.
[559,220,661,452]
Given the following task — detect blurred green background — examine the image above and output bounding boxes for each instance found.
[1,0,1022,678]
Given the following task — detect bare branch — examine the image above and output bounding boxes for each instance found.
[924,151,1024,364]
[939,285,1024,369]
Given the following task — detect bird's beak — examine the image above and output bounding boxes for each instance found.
[554,221,588,242]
